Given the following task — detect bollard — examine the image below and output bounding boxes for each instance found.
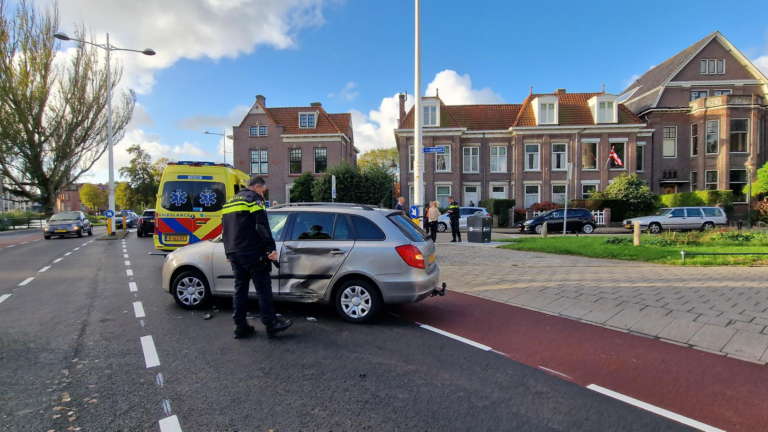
[541,221,548,238]
[107,217,112,236]
[633,221,641,246]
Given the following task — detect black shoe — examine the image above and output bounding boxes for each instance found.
[234,323,256,339]
[458,238,462,242]
[450,239,457,243]
[266,316,293,338]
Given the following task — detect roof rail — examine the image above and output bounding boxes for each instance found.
[270,202,376,211]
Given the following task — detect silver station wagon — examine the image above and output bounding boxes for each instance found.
[624,207,728,234]
[161,203,445,323]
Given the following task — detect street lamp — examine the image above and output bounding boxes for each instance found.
[746,157,755,229]
[389,158,398,209]
[203,130,234,165]
[54,31,155,233]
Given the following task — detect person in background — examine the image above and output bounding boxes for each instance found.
[469,200,475,207]
[272,201,278,207]
[423,201,430,236]
[428,201,440,243]
[447,196,461,242]
[395,197,405,211]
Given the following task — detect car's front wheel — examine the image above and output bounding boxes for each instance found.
[582,223,595,234]
[77,229,83,238]
[534,224,543,235]
[335,279,382,323]
[172,269,211,310]
[137,229,143,237]
[437,222,447,233]
[88,227,93,236]
[648,222,662,234]
[44,235,51,240]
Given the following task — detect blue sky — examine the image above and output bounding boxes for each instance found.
[64,0,768,183]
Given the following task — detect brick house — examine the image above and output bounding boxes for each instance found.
[395,91,647,209]
[55,183,108,214]
[231,95,358,204]
[619,31,768,207]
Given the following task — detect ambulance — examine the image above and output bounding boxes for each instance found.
[154,161,251,251]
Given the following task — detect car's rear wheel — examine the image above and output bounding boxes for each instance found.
[137,229,143,237]
[335,279,382,323]
[582,223,595,234]
[437,222,447,233]
[648,222,662,234]
[172,270,211,310]
[701,222,715,231]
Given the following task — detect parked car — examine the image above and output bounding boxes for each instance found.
[115,210,138,228]
[436,207,490,232]
[44,211,93,239]
[518,208,596,234]
[137,209,156,237]
[162,203,446,323]
[624,207,727,234]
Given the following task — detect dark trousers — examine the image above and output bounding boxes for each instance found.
[228,250,276,327]
[429,221,438,243]
[423,218,430,235]
[450,219,461,240]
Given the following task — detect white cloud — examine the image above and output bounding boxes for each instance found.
[623,74,641,90]
[330,82,359,101]
[176,105,250,131]
[424,70,505,105]
[754,55,768,77]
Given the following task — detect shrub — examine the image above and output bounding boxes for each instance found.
[755,200,768,224]
[290,172,316,203]
[530,201,559,211]
[479,198,516,227]
[604,237,631,245]
[655,190,734,219]
[312,162,393,206]
[593,173,655,217]
[513,209,528,223]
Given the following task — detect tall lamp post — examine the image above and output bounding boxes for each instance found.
[389,158,398,209]
[746,157,755,229]
[203,130,234,165]
[53,31,155,233]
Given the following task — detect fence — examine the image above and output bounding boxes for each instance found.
[531,210,606,226]
[0,217,46,231]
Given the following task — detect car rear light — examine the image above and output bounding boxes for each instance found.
[395,244,425,269]
[139,217,143,225]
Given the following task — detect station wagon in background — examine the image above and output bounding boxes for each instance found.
[436,207,490,232]
[624,207,727,234]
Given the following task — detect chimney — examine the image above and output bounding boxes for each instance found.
[398,93,406,128]
[255,94,266,106]
[554,88,567,94]
[310,102,322,107]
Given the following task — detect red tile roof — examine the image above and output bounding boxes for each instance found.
[327,113,351,135]
[514,93,644,127]
[265,106,348,135]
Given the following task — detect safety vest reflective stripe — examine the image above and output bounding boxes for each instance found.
[221,201,265,214]
[449,205,459,209]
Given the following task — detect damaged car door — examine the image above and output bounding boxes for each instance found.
[279,212,354,299]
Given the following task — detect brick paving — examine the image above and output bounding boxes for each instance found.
[436,239,768,364]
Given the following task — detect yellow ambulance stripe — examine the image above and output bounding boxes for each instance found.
[194,217,221,239]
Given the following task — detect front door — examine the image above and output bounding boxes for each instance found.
[279,212,354,298]
[463,186,479,207]
[666,208,687,229]
[661,185,677,195]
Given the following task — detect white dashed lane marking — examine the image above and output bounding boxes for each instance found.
[7,245,15,248]
[124,254,129,258]
[73,247,80,251]
[133,302,146,318]
[140,336,161,368]
[18,277,34,286]
[64,252,71,256]
[38,266,51,273]
[125,261,131,266]
[127,269,134,276]
[0,294,11,304]
[53,258,63,263]
[21,242,28,244]
[158,415,182,432]
[129,282,138,292]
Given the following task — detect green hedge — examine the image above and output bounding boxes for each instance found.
[479,198,516,227]
[655,190,733,208]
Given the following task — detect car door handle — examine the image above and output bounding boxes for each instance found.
[330,249,345,255]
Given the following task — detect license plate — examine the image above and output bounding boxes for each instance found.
[54,229,67,233]
[147,219,154,223]
[625,224,631,229]
[166,235,188,242]
[429,254,435,264]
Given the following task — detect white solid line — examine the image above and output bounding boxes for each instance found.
[64,252,71,256]
[140,336,161,368]
[0,294,11,304]
[133,302,146,318]
[53,258,63,263]
[129,282,138,292]
[420,324,492,351]
[158,415,182,432]
[124,254,129,258]
[38,266,51,273]
[587,384,725,432]
[125,261,131,266]
[538,366,573,379]
[127,269,134,276]
[18,277,34,286]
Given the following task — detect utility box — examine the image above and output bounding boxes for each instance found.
[467,214,492,243]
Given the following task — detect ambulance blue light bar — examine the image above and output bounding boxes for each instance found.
[170,161,233,168]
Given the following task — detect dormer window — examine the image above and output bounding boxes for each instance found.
[598,101,615,123]
[589,95,618,124]
[533,96,558,125]
[539,103,556,124]
[423,105,438,127]
[300,113,316,128]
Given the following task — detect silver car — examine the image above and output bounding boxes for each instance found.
[624,207,727,234]
[161,203,445,323]
[436,207,490,232]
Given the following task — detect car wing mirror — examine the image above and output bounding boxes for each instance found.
[667,214,674,218]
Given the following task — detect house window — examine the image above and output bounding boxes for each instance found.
[409,185,414,207]
[706,120,719,154]
[713,90,731,96]
[259,126,268,136]
[436,185,451,208]
[610,142,626,169]
[717,59,725,74]
[289,149,302,174]
[300,113,316,128]
[524,144,540,171]
[463,147,479,173]
[730,119,748,153]
[637,142,645,172]
[690,90,708,101]
[730,170,747,203]
[66,192,71,200]
[663,127,677,158]
[690,171,698,191]
[524,185,540,208]
[491,186,506,199]
[700,60,707,74]
[423,106,437,127]
[705,170,718,190]
[314,148,327,173]
[582,184,597,199]
[701,59,725,74]
[539,103,556,124]
[249,126,259,136]
[691,124,698,156]
[551,185,566,205]
[250,150,268,175]
[435,145,451,172]
[582,142,597,170]
[552,144,566,171]
[408,145,414,172]
[490,146,507,172]
[598,101,615,123]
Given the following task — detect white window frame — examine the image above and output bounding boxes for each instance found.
[408,145,414,173]
[690,171,698,192]
[609,142,626,170]
[705,170,718,190]
[299,113,317,129]
[435,184,451,208]
[581,141,599,171]
[581,182,599,199]
[706,120,719,155]
[663,126,677,158]
[690,90,708,101]
[524,143,541,171]
[551,143,567,171]
[539,103,556,125]
[435,144,451,172]
[551,183,567,205]
[489,183,507,199]
[717,59,725,74]
[637,141,645,172]
[490,146,507,173]
[598,101,616,123]
[259,125,268,136]
[409,185,414,208]
[423,105,438,127]
[250,149,268,175]
[462,146,479,173]
[249,126,259,136]
[729,118,749,154]
[523,184,540,209]
[713,89,731,96]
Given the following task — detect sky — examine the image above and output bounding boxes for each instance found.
[48,0,768,184]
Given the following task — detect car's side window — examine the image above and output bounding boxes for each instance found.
[267,212,289,241]
[550,211,563,218]
[670,209,685,218]
[350,215,385,241]
[290,213,335,240]
[703,208,722,217]
[333,215,353,240]
[686,209,703,218]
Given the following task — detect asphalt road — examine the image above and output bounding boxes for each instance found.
[1,229,698,431]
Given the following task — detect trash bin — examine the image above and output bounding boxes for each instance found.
[467,214,492,243]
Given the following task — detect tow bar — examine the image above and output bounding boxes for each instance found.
[430,282,447,297]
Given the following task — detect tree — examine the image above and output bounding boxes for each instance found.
[152,157,171,182]
[0,1,135,215]
[290,171,315,203]
[115,182,133,210]
[357,147,398,172]
[593,173,655,216]
[79,183,106,213]
[312,162,393,206]
[747,161,768,197]
[119,145,157,208]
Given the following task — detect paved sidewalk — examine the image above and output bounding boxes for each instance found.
[436,242,768,364]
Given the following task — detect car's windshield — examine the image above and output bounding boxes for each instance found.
[388,214,427,242]
[50,212,80,221]
[657,208,672,216]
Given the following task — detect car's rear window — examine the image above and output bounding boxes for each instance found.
[160,181,226,212]
[351,215,385,241]
[388,214,427,243]
[143,211,155,217]
[703,208,723,217]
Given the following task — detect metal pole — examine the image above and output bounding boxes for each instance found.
[222,127,227,165]
[563,145,570,236]
[106,33,115,233]
[0,175,6,222]
[413,0,423,223]
[747,168,752,229]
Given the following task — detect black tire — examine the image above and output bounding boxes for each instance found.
[534,224,543,235]
[334,279,382,324]
[137,229,143,237]
[172,269,211,310]
[648,222,662,235]
[437,222,447,233]
[44,235,51,240]
[88,227,93,236]
[701,222,715,231]
[77,229,83,238]
[582,223,595,234]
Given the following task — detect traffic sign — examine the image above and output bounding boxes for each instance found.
[423,147,445,154]
[409,205,418,218]
[104,210,114,218]
[332,175,336,200]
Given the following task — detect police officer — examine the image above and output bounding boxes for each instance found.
[447,196,461,242]
[222,176,292,339]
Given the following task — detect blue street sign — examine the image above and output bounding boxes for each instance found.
[423,147,445,154]
[409,205,418,219]
[104,210,114,218]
